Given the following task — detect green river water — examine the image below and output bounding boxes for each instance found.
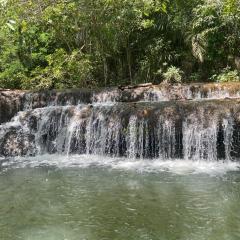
[0,155,240,240]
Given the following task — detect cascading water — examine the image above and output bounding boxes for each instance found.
[1,84,240,161]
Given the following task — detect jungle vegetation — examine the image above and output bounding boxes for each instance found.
[0,0,240,89]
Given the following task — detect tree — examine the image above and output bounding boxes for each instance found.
[0,0,239,90]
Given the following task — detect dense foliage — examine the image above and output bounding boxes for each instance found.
[0,0,240,90]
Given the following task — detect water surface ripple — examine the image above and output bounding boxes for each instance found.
[0,155,240,240]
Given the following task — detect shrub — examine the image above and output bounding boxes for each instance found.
[189,72,201,83]
[212,67,240,83]
[21,49,94,90]
[0,61,26,89]
[162,66,183,84]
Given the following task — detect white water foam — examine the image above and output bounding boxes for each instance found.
[2,154,240,176]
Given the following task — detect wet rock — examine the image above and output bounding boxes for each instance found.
[0,127,36,157]
[0,90,25,124]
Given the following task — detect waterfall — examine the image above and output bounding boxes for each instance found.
[1,84,240,161]
[183,113,219,161]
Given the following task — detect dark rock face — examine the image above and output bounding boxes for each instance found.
[0,127,36,157]
[22,89,93,109]
[0,89,93,124]
[0,90,25,124]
